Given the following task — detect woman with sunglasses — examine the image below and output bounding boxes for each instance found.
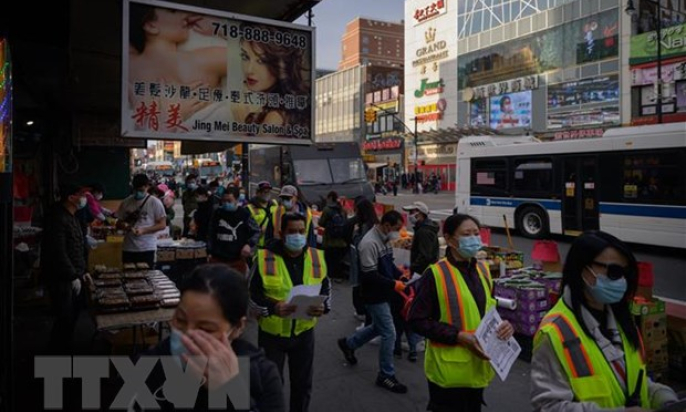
[531,231,678,412]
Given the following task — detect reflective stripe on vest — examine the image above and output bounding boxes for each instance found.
[534,300,649,408]
[273,206,312,240]
[257,248,327,338]
[548,315,594,378]
[424,258,496,388]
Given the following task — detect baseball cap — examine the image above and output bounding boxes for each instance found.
[257,181,272,191]
[403,201,430,215]
[279,185,298,198]
[59,183,88,199]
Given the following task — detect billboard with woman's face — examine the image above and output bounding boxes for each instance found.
[122,0,314,144]
[489,91,532,130]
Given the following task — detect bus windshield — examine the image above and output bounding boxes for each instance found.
[330,158,366,184]
[199,165,222,177]
[294,159,333,185]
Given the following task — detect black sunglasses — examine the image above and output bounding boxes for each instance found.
[592,261,629,280]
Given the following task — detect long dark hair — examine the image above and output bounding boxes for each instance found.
[129,3,156,53]
[561,231,640,349]
[180,264,249,325]
[443,213,481,237]
[354,198,378,234]
[240,23,310,129]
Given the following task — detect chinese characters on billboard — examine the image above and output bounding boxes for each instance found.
[122,0,314,144]
[547,75,620,129]
[489,91,531,130]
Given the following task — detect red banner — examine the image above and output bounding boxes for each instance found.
[363,138,404,151]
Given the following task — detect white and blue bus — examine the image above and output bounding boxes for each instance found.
[455,123,686,249]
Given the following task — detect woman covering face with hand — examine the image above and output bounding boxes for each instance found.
[531,231,678,412]
[128,264,285,412]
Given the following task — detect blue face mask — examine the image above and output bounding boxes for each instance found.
[457,235,483,259]
[223,202,238,212]
[169,328,189,365]
[134,191,147,200]
[585,267,628,304]
[284,233,307,252]
[282,199,293,210]
[77,197,88,210]
[239,193,246,202]
[215,186,225,197]
[187,183,198,191]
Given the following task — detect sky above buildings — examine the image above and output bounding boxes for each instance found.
[295,0,405,70]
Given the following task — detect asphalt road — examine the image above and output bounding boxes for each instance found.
[377,189,686,304]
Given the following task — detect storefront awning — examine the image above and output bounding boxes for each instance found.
[401,126,505,145]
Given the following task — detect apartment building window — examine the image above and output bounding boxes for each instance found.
[362,36,369,44]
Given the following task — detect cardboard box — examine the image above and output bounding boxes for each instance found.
[176,248,195,260]
[194,248,208,259]
[156,248,176,263]
[645,340,669,372]
[498,307,546,327]
[640,313,668,344]
[630,297,666,316]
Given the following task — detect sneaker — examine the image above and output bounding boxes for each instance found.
[353,312,366,322]
[393,348,402,359]
[337,338,357,365]
[408,351,418,362]
[376,375,408,394]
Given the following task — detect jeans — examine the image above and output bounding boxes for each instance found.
[259,328,315,412]
[346,302,396,377]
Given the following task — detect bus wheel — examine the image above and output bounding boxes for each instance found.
[518,207,549,239]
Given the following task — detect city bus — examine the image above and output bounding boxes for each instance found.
[143,161,176,177]
[455,123,686,249]
[193,158,225,184]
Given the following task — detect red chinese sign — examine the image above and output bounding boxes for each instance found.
[413,0,446,25]
[363,138,404,151]
[553,128,605,140]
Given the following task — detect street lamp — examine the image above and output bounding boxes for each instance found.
[368,103,420,193]
[626,0,662,123]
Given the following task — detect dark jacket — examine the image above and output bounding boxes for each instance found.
[249,242,331,317]
[40,203,86,283]
[193,200,215,242]
[109,337,285,412]
[207,207,260,261]
[357,227,403,304]
[407,254,489,345]
[409,218,440,275]
[318,203,348,249]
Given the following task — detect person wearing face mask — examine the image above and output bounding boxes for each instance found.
[249,213,331,412]
[40,183,93,355]
[265,185,316,248]
[531,231,678,412]
[84,183,112,223]
[117,174,167,268]
[407,213,514,412]
[247,181,278,248]
[183,174,200,237]
[117,264,285,411]
[402,201,440,277]
[207,187,261,275]
[337,211,410,394]
[191,186,214,243]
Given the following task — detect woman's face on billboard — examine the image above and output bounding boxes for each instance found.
[240,42,277,92]
[147,8,191,44]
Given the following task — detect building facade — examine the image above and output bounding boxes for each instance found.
[314,65,366,143]
[339,17,405,70]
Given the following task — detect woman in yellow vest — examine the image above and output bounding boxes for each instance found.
[407,214,514,412]
[531,231,678,412]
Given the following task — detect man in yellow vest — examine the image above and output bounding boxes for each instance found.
[265,185,316,248]
[247,181,277,248]
[250,212,331,412]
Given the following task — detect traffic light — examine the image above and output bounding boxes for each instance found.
[365,109,377,123]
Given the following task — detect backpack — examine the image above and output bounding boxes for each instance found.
[325,208,347,240]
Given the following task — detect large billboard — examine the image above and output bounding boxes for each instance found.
[489,91,532,130]
[547,75,620,129]
[122,0,314,144]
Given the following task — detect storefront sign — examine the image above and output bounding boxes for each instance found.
[122,0,314,145]
[553,128,605,141]
[363,137,404,151]
[413,0,446,25]
[631,61,686,85]
[630,22,686,64]
[415,78,445,97]
[414,99,447,123]
[548,75,619,108]
[412,27,449,67]
[463,75,539,101]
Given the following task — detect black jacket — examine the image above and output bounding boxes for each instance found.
[109,337,285,412]
[193,200,216,242]
[410,218,440,275]
[40,203,86,282]
[207,207,260,261]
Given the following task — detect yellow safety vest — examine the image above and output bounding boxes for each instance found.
[256,248,326,338]
[271,205,312,241]
[248,200,277,247]
[534,300,649,408]
[425,258,496,388]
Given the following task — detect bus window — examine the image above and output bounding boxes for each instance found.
[623,151,686,205]
[513,158,553,195]
[472,159,508,195]
[293,159,333,185]
[330,158,366,183]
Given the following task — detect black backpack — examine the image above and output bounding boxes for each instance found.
[326,208,347,240]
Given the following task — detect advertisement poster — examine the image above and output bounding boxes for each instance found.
[469,98,488,127]
[122,0,314,144]
[547,107,620,129]
[630,22,686,65]
[548,75,619,108]
[489,91,531,130]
